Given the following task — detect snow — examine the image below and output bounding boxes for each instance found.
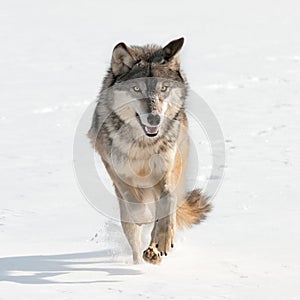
[1,0,300,299]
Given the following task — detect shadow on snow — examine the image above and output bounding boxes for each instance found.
[0,250,141,284]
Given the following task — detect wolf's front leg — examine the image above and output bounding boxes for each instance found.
[121,221,142,264]
[143,142,188,264]
[143,191,176,264]
[151,193,177,255]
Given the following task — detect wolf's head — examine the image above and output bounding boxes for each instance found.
[106,38,187,138]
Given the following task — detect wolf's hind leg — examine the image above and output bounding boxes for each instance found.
[121,221,142,264]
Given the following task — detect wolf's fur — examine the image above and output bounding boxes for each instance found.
[88,38,211,264]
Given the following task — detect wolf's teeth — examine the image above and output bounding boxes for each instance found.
[145,126,159,134]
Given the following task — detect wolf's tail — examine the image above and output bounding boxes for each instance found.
[176,189,212,229]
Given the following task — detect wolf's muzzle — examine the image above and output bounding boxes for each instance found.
[136,112,161,137]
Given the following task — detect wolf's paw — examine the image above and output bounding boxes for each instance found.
[154,229,174,255]
[152,217,175,255]
[143,246,162,265]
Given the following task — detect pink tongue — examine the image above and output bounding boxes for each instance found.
[146,126,158,133]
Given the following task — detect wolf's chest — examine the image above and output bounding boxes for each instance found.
[110,142,169,188]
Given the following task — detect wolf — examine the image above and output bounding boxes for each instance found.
[88,37,211,264]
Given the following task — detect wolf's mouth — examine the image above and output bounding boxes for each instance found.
[136,113,159,137]
[144,125,159,137]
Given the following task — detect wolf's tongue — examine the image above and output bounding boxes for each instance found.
[145,126,158,134]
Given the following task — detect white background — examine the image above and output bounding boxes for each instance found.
[1,0,300,299]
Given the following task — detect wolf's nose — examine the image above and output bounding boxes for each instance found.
[147,113,160,126]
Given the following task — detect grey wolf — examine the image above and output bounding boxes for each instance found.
[88,37,211,264]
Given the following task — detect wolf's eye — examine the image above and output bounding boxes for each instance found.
[133,86,141,92]
[161,86,168,92]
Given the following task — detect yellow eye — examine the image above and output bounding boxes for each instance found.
[161,86,168,92]
[133,86,140,92]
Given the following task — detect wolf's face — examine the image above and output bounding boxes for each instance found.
[109,38,187,138]
[112,77,185,137]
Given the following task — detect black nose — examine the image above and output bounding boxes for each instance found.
[147,113,160,126]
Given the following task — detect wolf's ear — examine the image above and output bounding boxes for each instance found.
[111,42,136,76]
[163,37,184,61]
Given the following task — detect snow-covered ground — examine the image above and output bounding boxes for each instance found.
[1,0,300,299]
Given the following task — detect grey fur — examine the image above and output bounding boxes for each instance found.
[88,38,210,264]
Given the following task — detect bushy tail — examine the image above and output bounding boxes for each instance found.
[176,189,212,229]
